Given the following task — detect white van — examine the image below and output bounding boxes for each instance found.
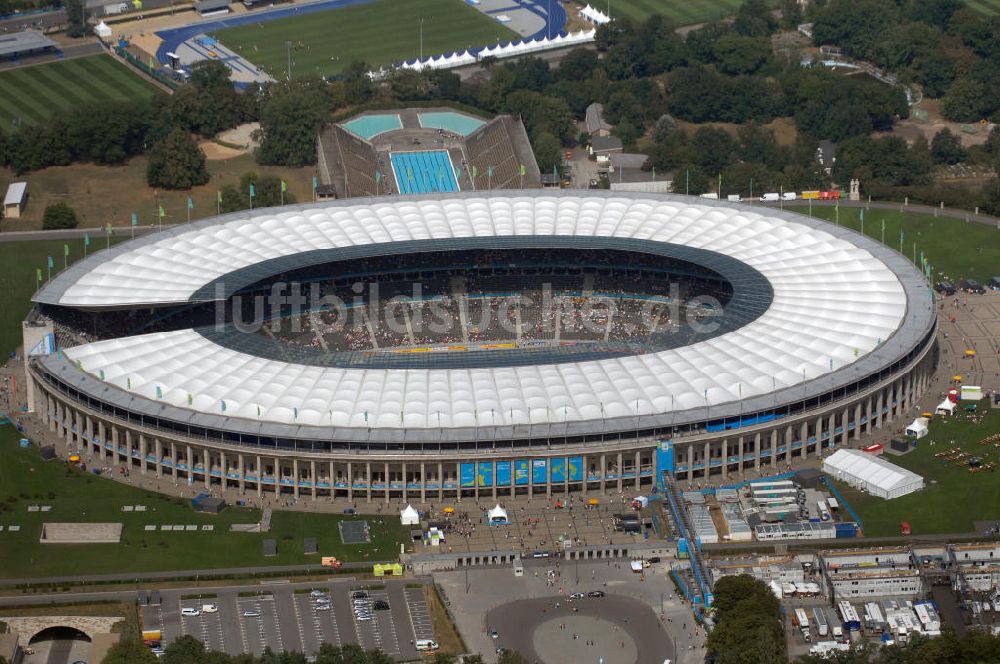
[513,562,524,577]
[415,639,439,651]
[726,194,741,202]
[781,192,797,201]
[761,193,780,202]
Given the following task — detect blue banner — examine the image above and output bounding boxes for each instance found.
[550,458,567,483]
[477,462,494,487]
[568,456,583,482]
[514,460,529,486]
[532,459,547,484]
[460,463,476,488]
[496,461,512,487]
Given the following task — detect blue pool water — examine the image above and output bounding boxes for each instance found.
[390,151,459,194]
[341,114,402,140]
[418,111,486,137]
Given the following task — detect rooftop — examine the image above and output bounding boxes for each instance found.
[0,31,56,58]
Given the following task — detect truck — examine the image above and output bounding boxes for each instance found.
[812,607,829,637]
[838,601,861,632]
[794,608,812,641]
[817,500,832,521]
[864,602,885,633]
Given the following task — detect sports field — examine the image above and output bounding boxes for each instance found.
[606,0,749,25]
[965,0,1000,16]
[0,54,160,132]
[831,407,1000,537]
[0,425,407,577]
[212,0,519,79]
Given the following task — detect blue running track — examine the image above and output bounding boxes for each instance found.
[391,151,459,194]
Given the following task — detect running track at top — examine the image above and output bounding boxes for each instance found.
[155,0,565,67]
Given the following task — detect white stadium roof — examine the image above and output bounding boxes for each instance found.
[39,193,926,432]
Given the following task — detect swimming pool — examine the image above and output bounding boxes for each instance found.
[418,111,486,137]
[341,114,403,140]
[390,151,459,194]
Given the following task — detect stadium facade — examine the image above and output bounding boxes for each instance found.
[24,192,937,502]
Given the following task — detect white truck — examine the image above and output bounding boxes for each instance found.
[794,608,812,642]
[812,607,829,637]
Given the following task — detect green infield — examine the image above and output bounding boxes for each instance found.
[0,424,407,578]
[831,405,1000,537]
[212,0,519,79]
[792,206,1000,283]
[0,54,161,132]
[0,237,127,360]
[606,0,748,25]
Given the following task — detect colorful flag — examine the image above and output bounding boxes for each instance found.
[375,171,381,183]
[520,163,525,176]
[35,268,42,282]
[99,369,105,381]
[105,223,113,235]
[249,183,256,198]
[407,167,414,181]
[860,209,864,223]
[131,212,137,227]
[84,233,91,246]
[220,400,227,412]
[280,180,287,193]
[472,165,478,178]
[488,165,494,178]
[155,385,162,399]
[217,190,223,204]
[47,256,53,269]
[158,205,165,218]
[455,166,462,179]
[257,404,261,417]
[187,196,194,209]
[187,393,193,405]
[63,244,69,257]
[312,175,318,191]
[127,377,132,390]
[293,407,298,419]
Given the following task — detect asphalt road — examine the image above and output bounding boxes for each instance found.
[487,594,674,664]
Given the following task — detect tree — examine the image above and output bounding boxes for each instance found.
[42,202,79,230]
[712,35,772,75]
[168,60,242,138]
[219,173,293,213]
[706,575,785,664]
[691,126,740,176]
[100,638,158,664]
[64,0,88,37]
[532,132,562,175]
[146,129,210,190]
[931,128,966,164]
[161,635,206,664]
[503,90,575,143]
[671,164,711,195]
[255,76,335,167]
[734,0,777,37]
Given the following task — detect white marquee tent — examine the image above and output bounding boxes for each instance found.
[488,504,509,525]
[822,449,924,499]
[400,504,419,526]
[905,417,929,439]
[935,399,955,416]
[94,21,113,38]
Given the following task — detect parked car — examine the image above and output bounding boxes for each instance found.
[201,604,218,613]
[351,591,369,599]
[373,600,390,611]
[242,610,260,618]
[310,589,327,598]
[935,280,956,295]
[569,593,585,599]
[587,591,605,598]
[315,604,331,611]
[959,279,986,294]
[531,550,550,558]
[181,608,201,617]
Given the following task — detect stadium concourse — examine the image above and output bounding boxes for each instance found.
[318,107,541,199]
[24,192,936,509]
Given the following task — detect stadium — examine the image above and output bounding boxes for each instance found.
[24,192,937,503]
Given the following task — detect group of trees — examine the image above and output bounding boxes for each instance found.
[100,635,525,664]
[809,0,1000,123]
[705,576,786,664]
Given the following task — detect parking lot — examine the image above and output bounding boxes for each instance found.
[145,579,433,660]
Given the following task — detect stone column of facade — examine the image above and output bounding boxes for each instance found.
[47,395,56,432]
[291,459,299,499]
[799,422,808,459]
[256,455,263,497]
[328,461,335,501]
[155,439,163,477]
[83,415,93,456]
[110,424,119,462]
[721,440,729,480]
[853,403,863,440]
[634,451,641,489]
[753,433,761,472]
[204,449,211,488]
[169,441,177,479]
[770,430,778,468]
[383,462,390,503]
[581,455,588,496]
[702,443,710,480]
[139,435,147,474]
[238,454,245,493]
[600,454,608,492]
[737,437,745,475]
[347,462,353,502]
[185,445,193,483]
[310,460,317,500]
[438,462,444,501]
[364,462,371,502]
[876,390,885,429]
[124,429,132,468]
[617,452,624,491]
[686,446,695,485]
[73,410,81,447]
[420,462,426,503]
[815,416,824,458]
[840,408,849,445]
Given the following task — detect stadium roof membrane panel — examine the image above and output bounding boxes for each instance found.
[36,192,932,432]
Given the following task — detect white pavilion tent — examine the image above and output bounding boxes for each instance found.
[488,504,509,525]
[822,449,924,499]
[400,504,419,526]
[935,399,955,416]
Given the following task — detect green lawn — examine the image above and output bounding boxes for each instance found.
[0,237,129,360]
[831,406,1000,537]
[213,0,518,79]
[0,54,161,132]
[605,0,749,25]
[790,206,1000,284]
[0,424,407,578]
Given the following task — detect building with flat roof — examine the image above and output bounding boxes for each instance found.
[3,182,27,218]
[0,30,56,60]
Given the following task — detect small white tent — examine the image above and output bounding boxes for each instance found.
[488,504,508,525]
[399,504,419,526]
[935,399,955,416]
[94,21,113,38]
[905,417,929,439]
